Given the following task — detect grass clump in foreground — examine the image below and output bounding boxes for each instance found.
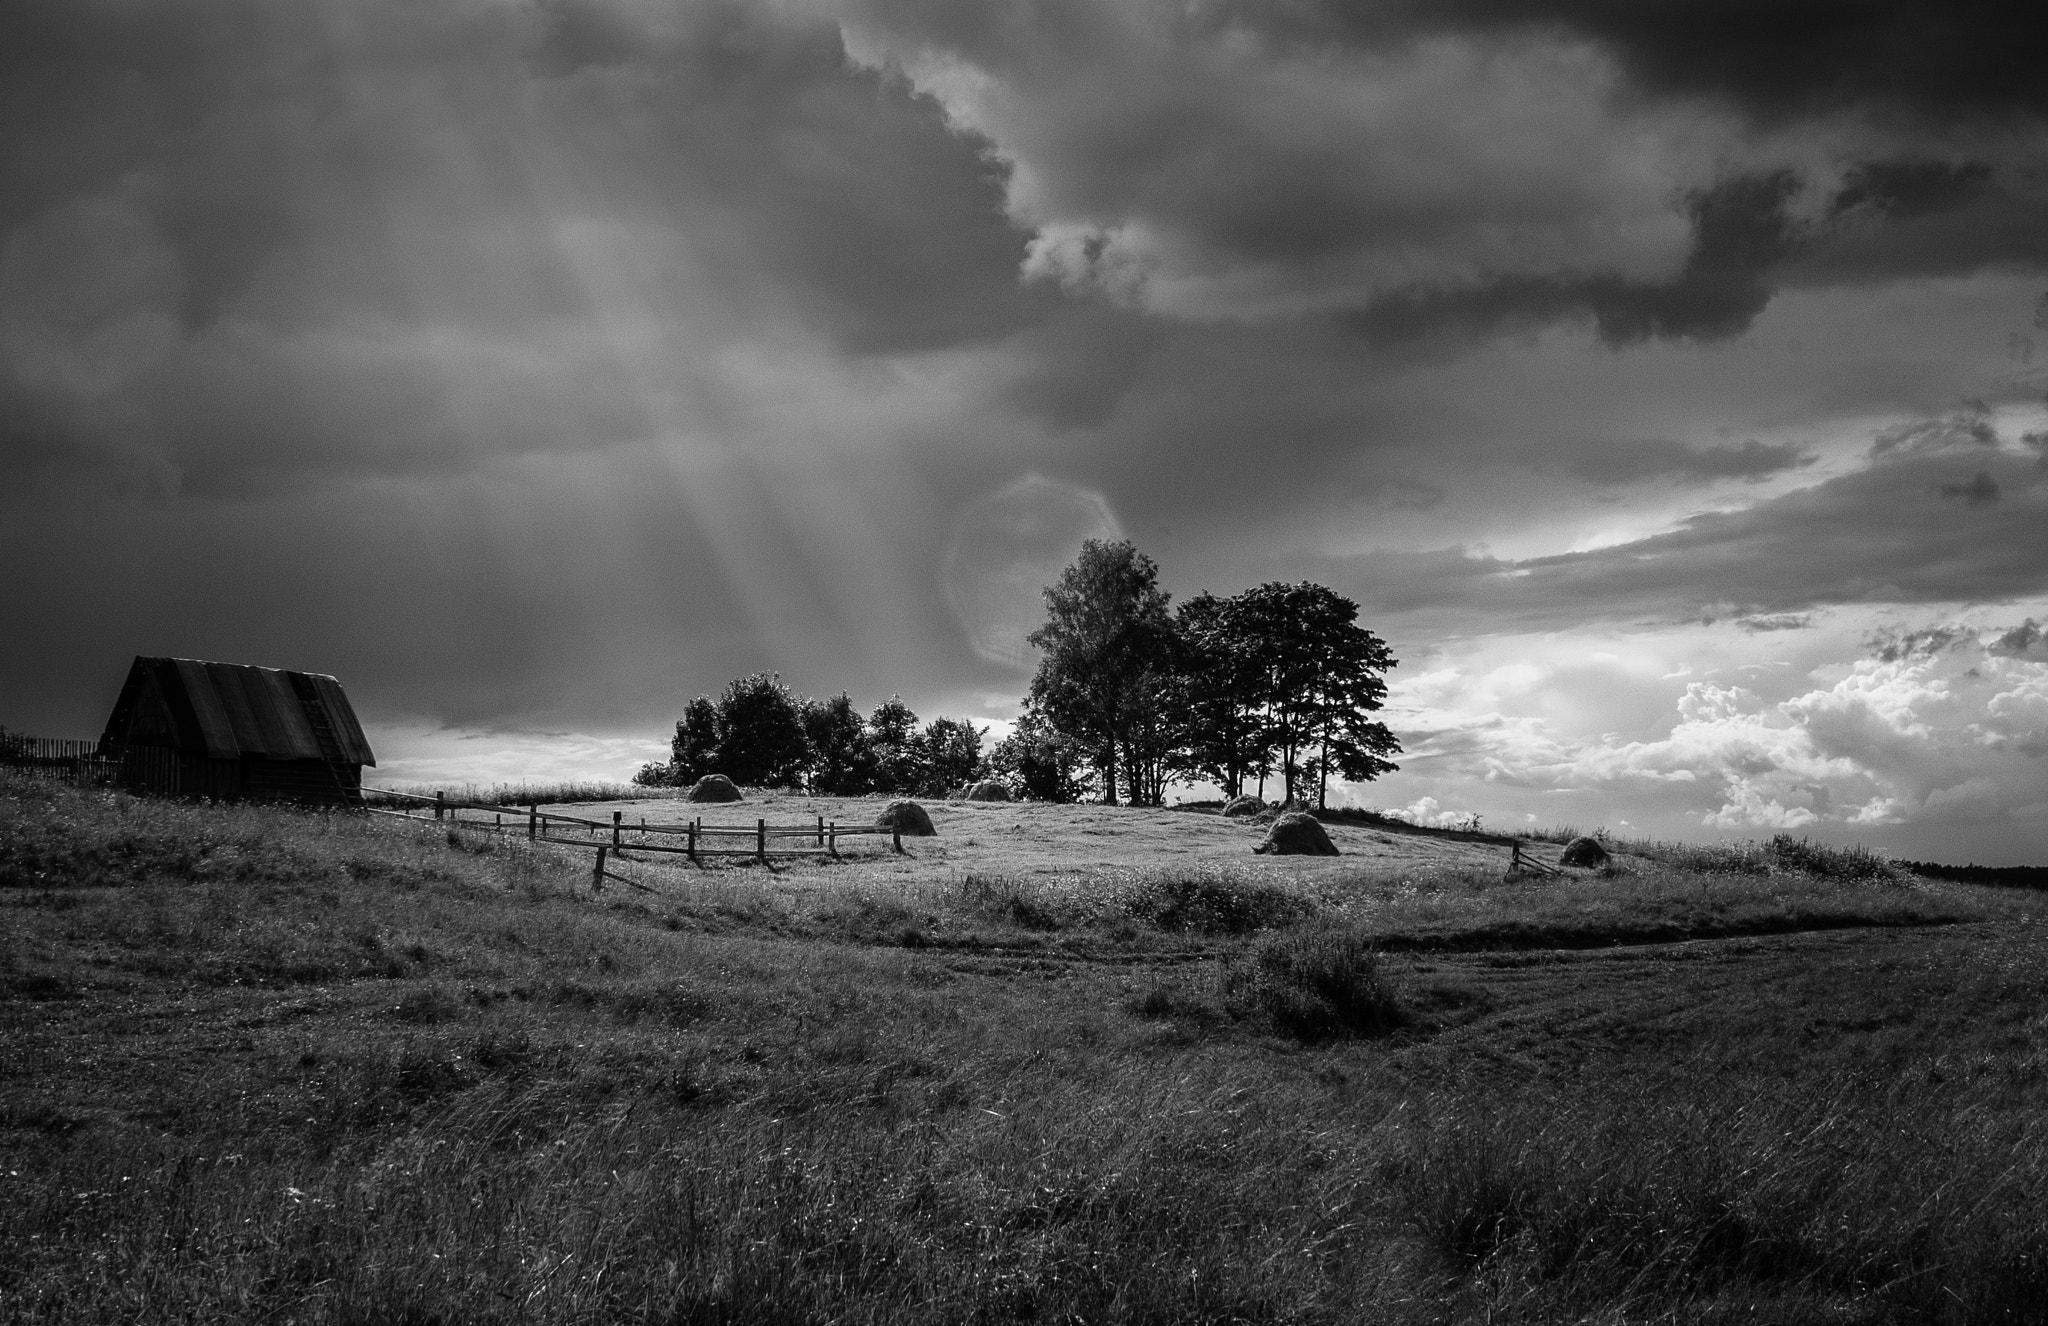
[1390,1076,2048,1322]
[7,771,2048,1323]
[1224,922,1405,1042]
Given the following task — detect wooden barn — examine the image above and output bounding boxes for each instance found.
[98,656,376,804]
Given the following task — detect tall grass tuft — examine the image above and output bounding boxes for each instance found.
[1387,1079,2048,1320]
[1224,922,1404,1042]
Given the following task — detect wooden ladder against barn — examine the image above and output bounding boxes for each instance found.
[288,672,357,801]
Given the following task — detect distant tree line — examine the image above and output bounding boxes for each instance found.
[643,538,1399,808]
[634,676,995,800]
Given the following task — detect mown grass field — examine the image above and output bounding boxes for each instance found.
[5,771,2047,1324]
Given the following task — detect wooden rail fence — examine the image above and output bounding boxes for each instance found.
[360,787,907,889]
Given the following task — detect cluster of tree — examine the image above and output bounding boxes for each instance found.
[1024,540,1400,808]
[634,674,990,799]
[641,540,1399,809]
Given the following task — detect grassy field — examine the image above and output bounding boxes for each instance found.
[5,771,2047,1323]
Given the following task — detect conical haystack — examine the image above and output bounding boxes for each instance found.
[965,781,1011,802]
[686,774,742,803]
[1253,812,1340,856]
[877,800,936,836]
[1560,836,1609,867]
[1220,795,1267,818]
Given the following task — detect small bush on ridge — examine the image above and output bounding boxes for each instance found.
[1119,871,1320,935]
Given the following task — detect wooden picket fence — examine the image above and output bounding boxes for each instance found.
[359,787,906,891]
[0,735,124,787]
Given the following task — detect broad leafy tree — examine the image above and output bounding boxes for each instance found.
[868,696,927,794]
[987,705,1093,803]
[1175,591,1271,799]
[666,695,723,784]
[918,717,987,796]
[1230,582,1399,807]
[714,673,810,788]
[801,693,877,795]
[1026,539,1174,805]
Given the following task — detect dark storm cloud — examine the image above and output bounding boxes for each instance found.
[1939,469,2001,506]
[1736,614,1814,633]
[1867,624,1976,663]
[1565,437,1811,486]
[1991,620,2048,661]
[1254,0,2048,122]
[1319,449,2048,632]
[1347,170,1805,346]
[0,0,1037,497]
[0,0,1063,744]
[847,0,2048,345]
[1352,159,2048,348]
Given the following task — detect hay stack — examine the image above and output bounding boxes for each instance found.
[876,800,936,836]
[1220,795,1267,818]
[965,781,1011,802]
[686,774,742,803]
[1253,812,1340,856]
[1560,836,1609,867]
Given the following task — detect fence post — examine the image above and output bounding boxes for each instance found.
[528,804,538,840]
[757,817,767,864]
[893,824,903,854]
[687,822,697,865]
[828,822,839,859]
[593,845,607,891]
[816,814,823,848]
[435,790,445,822]
[613,811,623,850]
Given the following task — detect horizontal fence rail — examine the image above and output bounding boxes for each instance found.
[359,787,909,888]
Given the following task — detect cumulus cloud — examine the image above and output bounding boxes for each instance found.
[1382,626,2048,838]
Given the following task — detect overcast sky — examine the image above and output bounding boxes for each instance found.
[4,0,2047,861]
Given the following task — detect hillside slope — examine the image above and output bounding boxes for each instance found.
[6,773,2047,1324]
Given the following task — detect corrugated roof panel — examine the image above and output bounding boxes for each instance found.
[104,656,374,767]
[305,673,377,767]
[250,667,325,759]
[204,663,272,755]
[172,658,242,758]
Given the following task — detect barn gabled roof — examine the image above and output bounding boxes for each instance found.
[100,657,377,767]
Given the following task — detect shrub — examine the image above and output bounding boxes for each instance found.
[962,875,1070,931]
[1766,834,1901,882]
[1224,923,1403,1042]
[1117,870,1319,935]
